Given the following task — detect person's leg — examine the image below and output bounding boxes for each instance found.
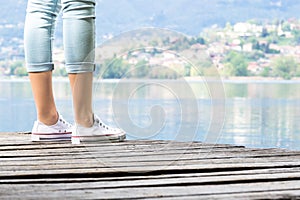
[62,0,95,127]
[62,0,125,144]
[29,72,58,125]
[24,0,62,125]
[68,73,93,127]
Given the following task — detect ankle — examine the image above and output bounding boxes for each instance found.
[75,113,94,128]
[38,112,58,126]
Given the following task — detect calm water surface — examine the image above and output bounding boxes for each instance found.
[1,79,300,150]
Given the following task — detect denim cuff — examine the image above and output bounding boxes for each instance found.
[65,62,95,73]
[26,63,54,73]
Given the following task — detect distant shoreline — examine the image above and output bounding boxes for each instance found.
[186,76,300,83]
[2,76,300,84]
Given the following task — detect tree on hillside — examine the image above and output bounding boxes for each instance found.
[272,56,299,80]
[223,51,249,76]
[10,61,27,76]
[292,30,300,45]
[102,57,129,79]
[282,21,291,31]
[261,27,269,38]
[131,60,150,78]
[188,37,205,45]
[14,67,27,77]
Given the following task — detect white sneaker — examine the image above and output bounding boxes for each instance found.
[72,114,126,144]
[31,114,72,142]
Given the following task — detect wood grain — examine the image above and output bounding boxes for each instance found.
[0,132,299,199]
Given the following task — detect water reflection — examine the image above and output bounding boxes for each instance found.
[94,80,210,142]
[0,80,300,150]
[223,83,300,150]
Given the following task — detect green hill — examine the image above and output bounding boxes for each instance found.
[1,0,300,41]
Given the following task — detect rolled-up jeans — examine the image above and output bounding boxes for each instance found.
[24,0,95,73]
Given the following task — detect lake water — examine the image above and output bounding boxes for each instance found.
[1,78,300,150]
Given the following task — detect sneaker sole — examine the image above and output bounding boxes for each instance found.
[72,133,126,144]
[31,132,72,142]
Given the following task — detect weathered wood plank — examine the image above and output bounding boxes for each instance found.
[0,143,294,155]
[1,154,300,172]
[2,171,300,191]
[1,161,300,178]
[0,132,299,199]
[145,190,300,200]
[1,167,300,184]
[1,180,300,199]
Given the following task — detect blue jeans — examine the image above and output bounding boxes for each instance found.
[24,0,95,73]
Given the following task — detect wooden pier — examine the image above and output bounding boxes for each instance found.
[1,132,300,199]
